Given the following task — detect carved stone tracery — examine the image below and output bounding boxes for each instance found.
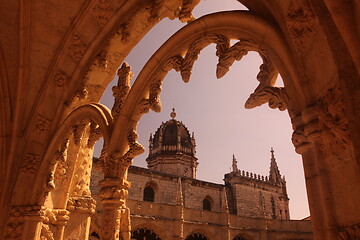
[132,33,280,122]
[112,62,132,119]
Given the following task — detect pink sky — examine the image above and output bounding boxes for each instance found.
[96,0,310,220]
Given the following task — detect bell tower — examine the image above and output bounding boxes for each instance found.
[146,109,198,178]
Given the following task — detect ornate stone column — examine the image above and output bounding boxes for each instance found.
[291,87,360,239]
[4,205,45,240]
[45,209,70,240]
[64,197,96,240]
[99,178,131,240]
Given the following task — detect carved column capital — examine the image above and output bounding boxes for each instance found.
[67,196,96,214]
[99,178,130,205]
[43,209,70,226]
[291,87,352,157]
[104,130,144,178]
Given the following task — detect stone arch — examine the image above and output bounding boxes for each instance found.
[107,10,304,164]
[4,0,200,223]
[34,103,113,205]
[6,103,112,239]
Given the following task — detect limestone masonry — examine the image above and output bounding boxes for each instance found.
[90,110,312,239]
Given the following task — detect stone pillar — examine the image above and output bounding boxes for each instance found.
[64,196,96,240]
[99,178,131,240]
[291,87,360,239]
[4,205,45,240]
[49,209,70,240]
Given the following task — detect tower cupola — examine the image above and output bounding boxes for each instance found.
[146,109,198,178]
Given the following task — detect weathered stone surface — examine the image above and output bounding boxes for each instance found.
[1,0,360,239]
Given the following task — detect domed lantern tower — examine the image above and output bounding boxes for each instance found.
[146,109,198,178]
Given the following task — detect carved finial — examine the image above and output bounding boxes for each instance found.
[170,108,176,119]
[269,148,282,185]
[112,62,132,119]
[232,154,239,172]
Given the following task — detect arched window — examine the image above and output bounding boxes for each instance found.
[185,233,208,240]
[202,196,212,211]
[144,186,155,202]
[131,228,161,240]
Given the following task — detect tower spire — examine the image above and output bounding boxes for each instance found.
[232,154,239,172]
[269,148,281,185]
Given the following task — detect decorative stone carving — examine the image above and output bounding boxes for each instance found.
[99,178,129,203]
[53,71,70,88]
[92,0,115,27]
[91,0,200,72]
[291,126,310,154]
[20,153,41,174]
[73,122,88,145]
[286,0,316,54]
[291,87,352,157]
[245,87,289,111]
[338,223,360,240]
[33,114,51,133]
[4,205,46,240]
[88,122,103,148]
[67,196,96,214]
[4,221,23,240]
[178,0,201,23]
[112,62,132,119]
[43,209,70,226]
[180,34,229,83]
[140,34,277,117]
[104,130,144,178]
[73,80,88,102]
[71,157,92,197]
[43,171,56,198]
[40,224,54,240]
[67,76,89,106]
[54,156,70,187]
[56,138,69,162]
[99,177,130,240]
[315,87,353,158]
[104,51,122,72]
[134,98,151,119]
[67,35,87,61]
